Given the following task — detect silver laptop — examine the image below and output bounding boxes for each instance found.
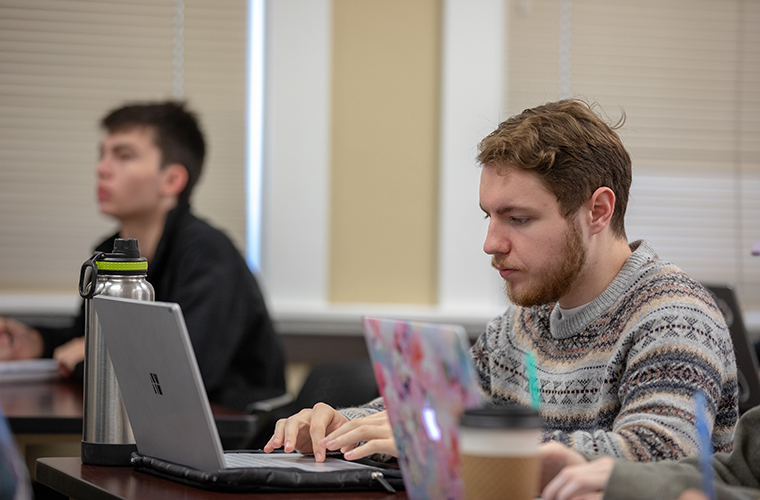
[93,295,375,474]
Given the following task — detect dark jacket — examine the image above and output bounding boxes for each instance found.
[40,202,286,411]
[605,405,760,500]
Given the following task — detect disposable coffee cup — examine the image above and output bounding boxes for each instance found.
[459,406,543,500]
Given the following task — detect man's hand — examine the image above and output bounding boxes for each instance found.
[264,403,350,462]
[53,336,85,377]
[678,489,709,500]
[0,317,44,360]
[541,454,614,500]
[264,404,397,463]
[321,411,397,460]
[539,441,588,491]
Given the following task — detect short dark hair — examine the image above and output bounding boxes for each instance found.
[477,99,631,239]
[101,101,206,202]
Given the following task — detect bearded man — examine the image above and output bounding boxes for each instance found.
[263,99,739,466]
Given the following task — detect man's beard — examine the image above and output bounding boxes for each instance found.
[492,217,587,308]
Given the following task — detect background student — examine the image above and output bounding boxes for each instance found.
[0,101,286,412]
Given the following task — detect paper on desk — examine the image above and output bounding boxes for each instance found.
[0,359,60,383]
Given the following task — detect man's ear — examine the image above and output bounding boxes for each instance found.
[160,164,189,197]
[588,187,615,235]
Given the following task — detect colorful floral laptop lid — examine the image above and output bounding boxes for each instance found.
[362,317,482,500]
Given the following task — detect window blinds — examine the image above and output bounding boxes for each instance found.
[0,0,247,292]
[507,0,760,309]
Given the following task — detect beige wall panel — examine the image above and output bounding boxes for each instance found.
[329,0,441,304]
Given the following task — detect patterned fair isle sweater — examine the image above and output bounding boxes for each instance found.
[344,240,739,461]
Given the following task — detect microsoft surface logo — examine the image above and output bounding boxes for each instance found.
[150,373,163,395]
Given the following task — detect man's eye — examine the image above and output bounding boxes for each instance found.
[511,217,529,225]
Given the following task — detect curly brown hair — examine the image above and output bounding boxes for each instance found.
[477,99,631,239]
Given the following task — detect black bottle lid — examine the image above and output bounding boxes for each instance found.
[112,238,141,259]
[95,239,148,273]
[78,239,149,297]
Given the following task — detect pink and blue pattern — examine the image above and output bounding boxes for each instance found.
[363,317,481,500]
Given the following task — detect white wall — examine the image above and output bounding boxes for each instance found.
[261,0,332,309]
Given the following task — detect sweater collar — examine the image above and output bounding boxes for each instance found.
[547,239,656,339]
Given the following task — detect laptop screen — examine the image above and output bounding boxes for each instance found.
[362,316,481,500]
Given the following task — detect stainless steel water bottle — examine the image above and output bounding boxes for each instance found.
[78,238,154,465]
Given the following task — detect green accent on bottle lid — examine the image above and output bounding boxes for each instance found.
[95,261,148,271]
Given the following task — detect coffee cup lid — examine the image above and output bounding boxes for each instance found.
[460,405,543,429]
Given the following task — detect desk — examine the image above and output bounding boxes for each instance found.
[0,378,257,444]
[0,379,258,481]
[0,378,86,482]
[36,457,405,500]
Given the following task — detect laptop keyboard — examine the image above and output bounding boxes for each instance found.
[224,453,298,468]
[223,452,374,472]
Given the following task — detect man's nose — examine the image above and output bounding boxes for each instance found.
[483,222,510,256]
[96,157,110,178]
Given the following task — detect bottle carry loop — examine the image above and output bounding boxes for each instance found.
[79,252,106,299]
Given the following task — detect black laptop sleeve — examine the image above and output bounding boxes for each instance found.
[130,451,404,494]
